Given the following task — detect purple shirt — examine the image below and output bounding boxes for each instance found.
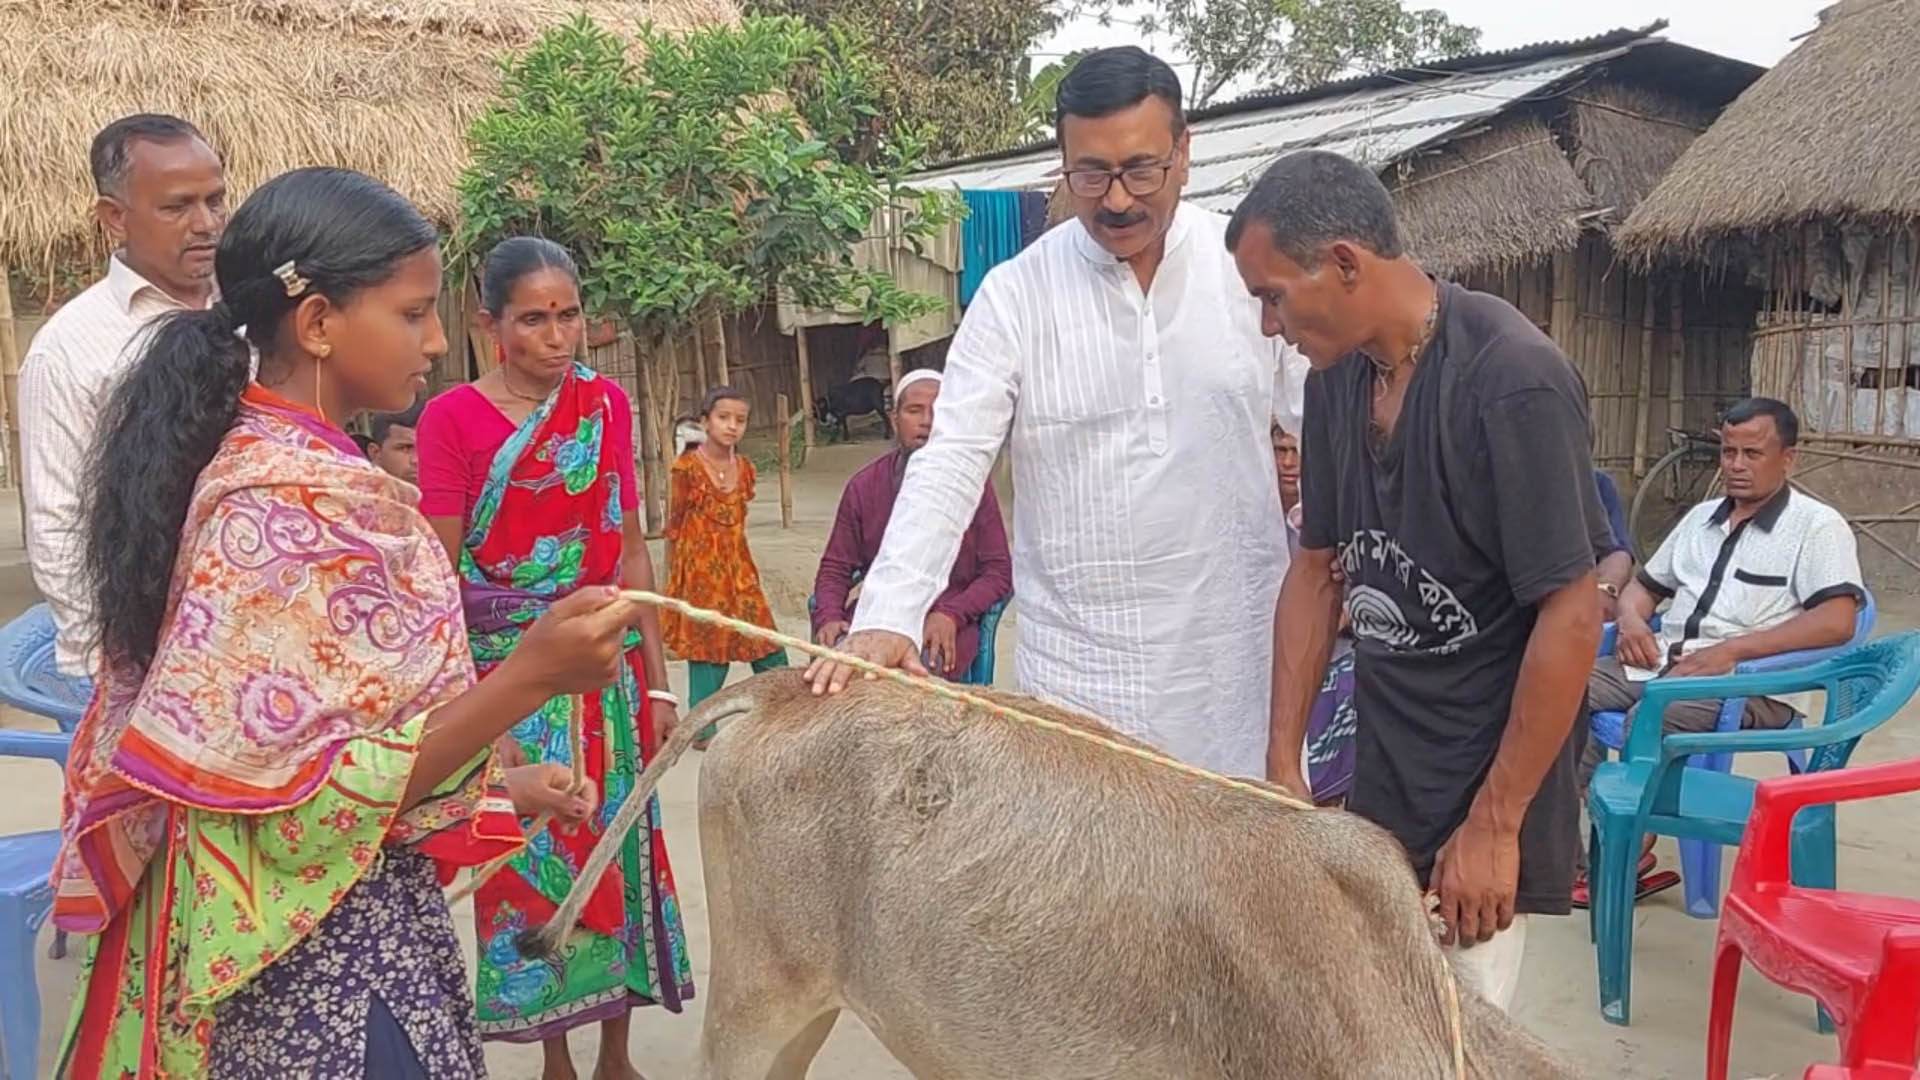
[813,448,1012,677]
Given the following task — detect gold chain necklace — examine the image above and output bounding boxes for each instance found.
[499,367,558,404]
[1370,290,1440,396]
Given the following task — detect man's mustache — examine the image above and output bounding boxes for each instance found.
[1096,210,1148,229]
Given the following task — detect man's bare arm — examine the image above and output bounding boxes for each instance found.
[1477,570,1601,830]
[1268,546,1342,795]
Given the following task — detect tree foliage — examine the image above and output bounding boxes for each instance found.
[456,14,956,345]
[746,0,1063,159]
[1118,0,1480,107]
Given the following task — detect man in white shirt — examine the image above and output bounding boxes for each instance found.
[20,114,227,678]
[1575,396,1864,905]
[806,47,1310,778]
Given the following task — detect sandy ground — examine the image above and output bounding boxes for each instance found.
[4,439,1917,1079]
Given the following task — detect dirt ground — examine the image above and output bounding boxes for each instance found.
[5,437,1917,1079]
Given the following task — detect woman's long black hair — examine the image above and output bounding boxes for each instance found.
[85,167,438,675]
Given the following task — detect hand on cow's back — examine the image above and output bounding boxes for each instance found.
[804,628,926,695]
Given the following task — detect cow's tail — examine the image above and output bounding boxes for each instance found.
[516,691,755,960]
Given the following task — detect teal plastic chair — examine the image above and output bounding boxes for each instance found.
[0,729,72,1080]
[1592,591,1877,918]
[1587,631,1920,1028]
[807,570,1009,686]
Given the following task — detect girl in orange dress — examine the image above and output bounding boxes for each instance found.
[662,385,788,743]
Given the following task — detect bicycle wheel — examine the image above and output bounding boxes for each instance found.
[1628,445,1721,562]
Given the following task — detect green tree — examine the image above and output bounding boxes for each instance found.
[1110,0,1479,107]
[1015,49,1090,142]
[458,15,955,526]
[746,0,1063,159]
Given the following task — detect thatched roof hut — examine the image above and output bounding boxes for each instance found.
[0,0,738,287]
[918,25,1755,280]
[1617,0,1920,266]
[919,26,1764,488]
[1613,0,1920,587]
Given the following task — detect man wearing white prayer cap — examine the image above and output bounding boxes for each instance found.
[804,47,1310,780]
[810,369,1013,679]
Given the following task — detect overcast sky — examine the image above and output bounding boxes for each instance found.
[1040,1,1828,97]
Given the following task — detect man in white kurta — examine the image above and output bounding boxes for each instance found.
[808,47,1308,778]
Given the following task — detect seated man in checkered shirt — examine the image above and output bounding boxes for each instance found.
[1572,396,1865,907]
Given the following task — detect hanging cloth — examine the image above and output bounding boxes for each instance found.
[1018,190,1051,248]
[959,189,1025,306]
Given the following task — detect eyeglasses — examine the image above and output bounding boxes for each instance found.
[1062,158,1178,199]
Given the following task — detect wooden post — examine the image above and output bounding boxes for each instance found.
[794,325,816,448]
[1632,275,1658,478]
[776,392,793,529]
[468,277,495,379]
[1548,248,1577,353]
[1667,280,1686,434]
[710,312,730,385]
[633,333,665,537]
[0,262,22,538]
[692,312,712,402]
[885,325,904,396]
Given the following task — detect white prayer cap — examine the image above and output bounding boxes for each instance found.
[895,368,943,396]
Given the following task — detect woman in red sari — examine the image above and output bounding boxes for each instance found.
[416,238,690,1080]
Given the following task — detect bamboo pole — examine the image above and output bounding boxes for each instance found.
[0,262,21,538]
[794,325,816,449]
[1632,275,1657,478]
[776,392,793,529]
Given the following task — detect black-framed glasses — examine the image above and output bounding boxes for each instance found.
[1062,158,1178,199]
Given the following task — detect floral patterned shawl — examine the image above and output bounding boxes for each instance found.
[52,386,521,1077]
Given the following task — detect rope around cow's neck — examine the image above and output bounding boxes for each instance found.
[452,587,1464,1079]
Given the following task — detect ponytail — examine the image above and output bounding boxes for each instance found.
[86,307,251,673]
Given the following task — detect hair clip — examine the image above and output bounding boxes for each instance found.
[273,260,310,298]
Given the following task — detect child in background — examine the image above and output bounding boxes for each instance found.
[662,386,789,746]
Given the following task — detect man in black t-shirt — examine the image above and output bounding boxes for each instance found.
[1225,150,1610,1010]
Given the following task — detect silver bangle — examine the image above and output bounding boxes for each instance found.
[646,689,681,708]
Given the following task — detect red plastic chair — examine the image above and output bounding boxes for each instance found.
[1804,1066,1919,1079]
[1708,756,1920,1079]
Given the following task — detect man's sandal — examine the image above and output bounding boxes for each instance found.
[1570,852,1681,909]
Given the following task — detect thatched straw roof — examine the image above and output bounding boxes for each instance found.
[0,0,738,277]
[1618,0,1920,263]
[1567,82,1714,226]
[1388,118,1591,279]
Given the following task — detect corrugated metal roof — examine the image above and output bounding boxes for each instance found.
[910,33,1652,211]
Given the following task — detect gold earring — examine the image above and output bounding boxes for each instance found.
[314,352,328,426]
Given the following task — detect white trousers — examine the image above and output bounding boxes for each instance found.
[1447,915,1528,1012]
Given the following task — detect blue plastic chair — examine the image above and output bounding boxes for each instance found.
[808,570,1010,686]
[1592,591,1877,918]
[1587,630,1920,1028]
[0,728,72,1080]
[0,605,92,734]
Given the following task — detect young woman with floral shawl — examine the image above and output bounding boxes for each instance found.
[416,237,691,1080]
[54,169,647,1079]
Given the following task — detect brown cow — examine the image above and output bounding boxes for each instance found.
[527,670,1581,1079]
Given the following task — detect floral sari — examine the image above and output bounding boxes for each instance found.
[460,362,692,1041]
[52,386,523,1078]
